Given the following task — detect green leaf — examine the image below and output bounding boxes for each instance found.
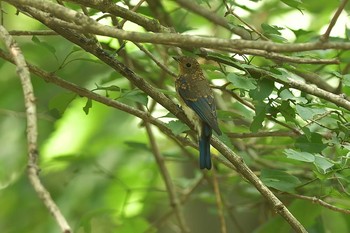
[249,79,274,101]
[295,132,327,153]
[261,23,283,35]
[250,101,267,132]
[121,90,148,106]
[167,120,190,135]
[83,98,92,115]
[260,169,301,192]
[342,74,350,87]
[124,141,149,151]
[284,149,315,162]
[314,154,334,173]
[322,209,348,233]
[279,88,308,104]
[281,0,303,10]
[32,35,57,55]
[49,92,76,116]
[296,105,327,121]
[117,217,150,233]
[278,100,296,122]
[226,73,257,90]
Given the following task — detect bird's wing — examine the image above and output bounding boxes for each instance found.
[178,88,222,135]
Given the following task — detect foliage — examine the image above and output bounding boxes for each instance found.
[1,0,350,232]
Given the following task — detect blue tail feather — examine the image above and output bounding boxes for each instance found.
[199,123,212,170]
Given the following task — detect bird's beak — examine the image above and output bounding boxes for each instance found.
[172,56,180,62]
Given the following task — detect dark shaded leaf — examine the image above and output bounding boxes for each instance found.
[83,98,92,115]
[295,132,327,153]
[279,100,296,122]
[49,92,77,116]
[261,169,301,192]
[250,101,267,132]
[249,79,274,101]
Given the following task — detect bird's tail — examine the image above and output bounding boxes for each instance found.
[199,123,212,170]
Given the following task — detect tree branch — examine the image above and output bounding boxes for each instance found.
[4,0,350,53]
[320,0,349,41]
[0,26,71,233]
[141,105,190,232]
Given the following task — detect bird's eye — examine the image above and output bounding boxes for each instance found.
[186,63,191,67]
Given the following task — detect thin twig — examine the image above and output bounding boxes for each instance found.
[287,193,350,215]
[320,0,349,41]
[133,42,177,77]
[212,168,227,233]
[119,0,146,28]
[174,0,256,40]
[223,0,269,41]
[141,105,190,233]
[0,25,71,233]
[227,131,297,138]
[9,30,57,35]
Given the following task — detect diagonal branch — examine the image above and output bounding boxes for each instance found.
[320,0,349,41]
[0,26,71,233]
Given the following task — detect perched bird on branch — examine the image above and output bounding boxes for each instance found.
[173,56,222,169]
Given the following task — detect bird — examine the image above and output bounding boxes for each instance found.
[173,56,222,170]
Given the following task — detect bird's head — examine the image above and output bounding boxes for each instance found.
[173,56,202,75]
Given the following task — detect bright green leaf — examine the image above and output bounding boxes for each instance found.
[121,90,148,106]
[314,154,334,173]
[342,74,350,87]
[284,149,315,162]
[227,73,257,90]
[167,120,190,135]
[261,23,283,35]
[296,105,327,121]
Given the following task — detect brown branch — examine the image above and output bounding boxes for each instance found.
[227,131,297,138]
[174,0,256,40]
[228,65,350,112]
[212,168,227,233]
[67,0,171,32]
[290,68,338,93]
[0,26,71,233]
[287,193,350,215]
[210,137,307,232]
[133,42,177,78]
[141,105,190,232]
[229,48,340,65]
[9,30,57,35]
[223,0,269,41]
[145,177,205,233]
[5,0,350,53]
[320,0,349,42]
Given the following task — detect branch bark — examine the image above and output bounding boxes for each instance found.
[0,26,71,233]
